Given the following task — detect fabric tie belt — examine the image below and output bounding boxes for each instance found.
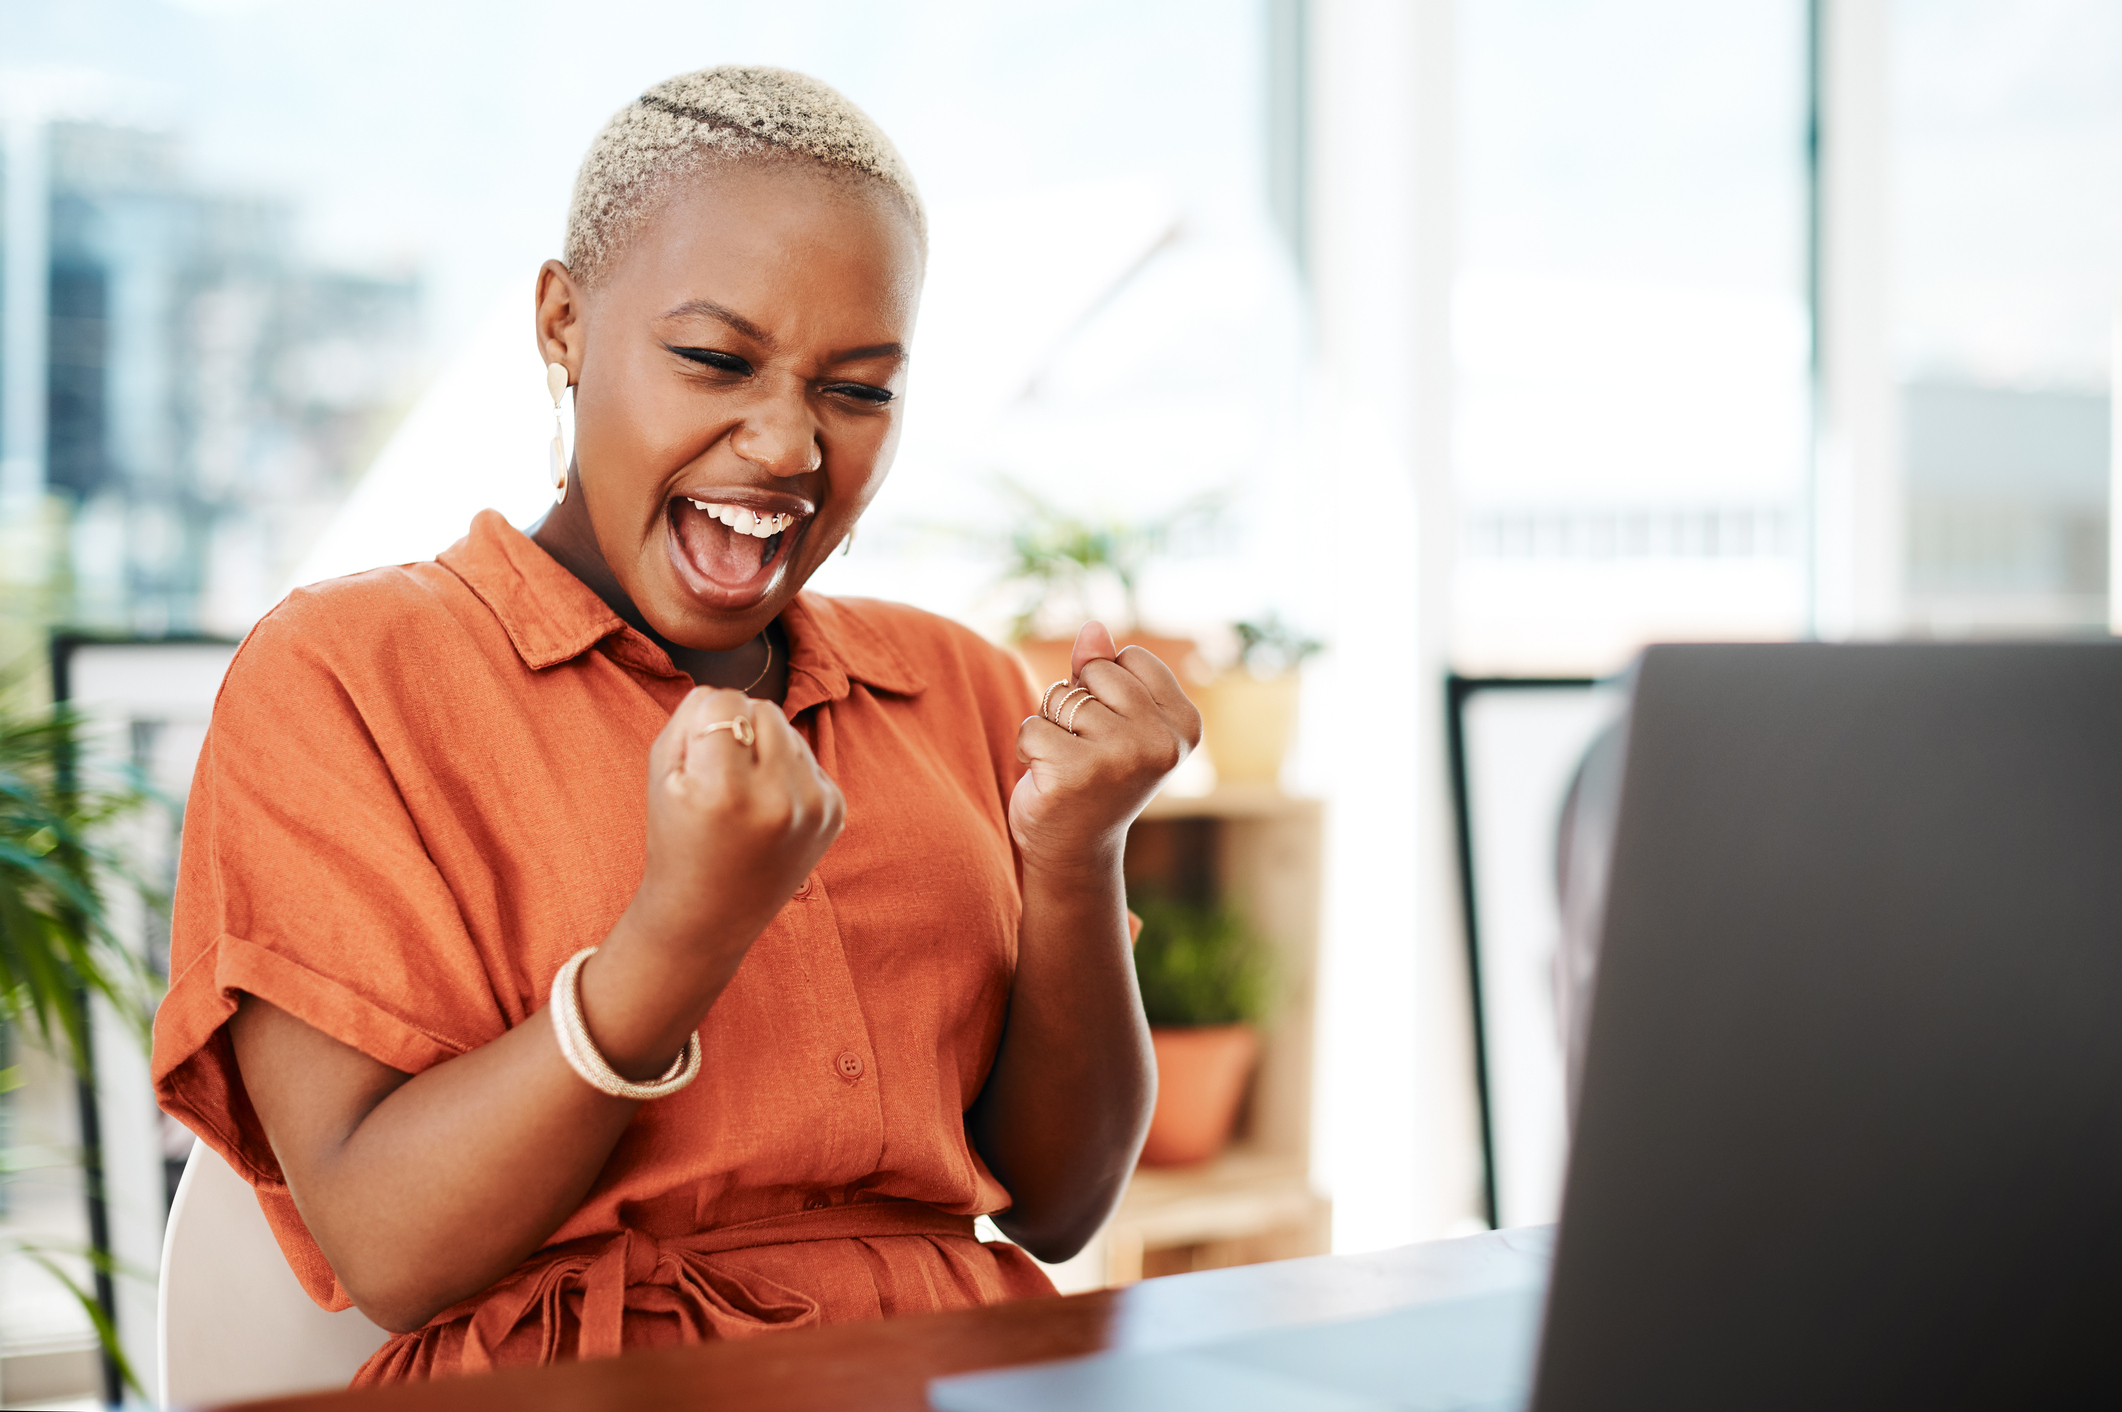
[410,1200,979,1376]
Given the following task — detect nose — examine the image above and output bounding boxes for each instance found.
[729,385,823,477]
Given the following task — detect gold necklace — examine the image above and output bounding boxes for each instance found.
[739,632,772,695]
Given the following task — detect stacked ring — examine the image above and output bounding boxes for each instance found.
[1041,682,1096,736]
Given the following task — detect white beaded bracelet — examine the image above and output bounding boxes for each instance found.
[548,946,702,1101]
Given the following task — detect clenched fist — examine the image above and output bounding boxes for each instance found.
[630,685,845,965]
[1012,622,1203,880]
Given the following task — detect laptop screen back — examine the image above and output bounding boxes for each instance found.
[1531,643,2122,1410]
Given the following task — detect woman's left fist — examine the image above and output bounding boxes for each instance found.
[1011,621,1204,879]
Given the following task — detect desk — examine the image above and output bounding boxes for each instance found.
[219,1228,1553,1412]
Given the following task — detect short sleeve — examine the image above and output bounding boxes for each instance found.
[965,631,1039,816]
[151,599,509,1306]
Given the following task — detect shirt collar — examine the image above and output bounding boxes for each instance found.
[777,591,926,714]
[438,510,925,711]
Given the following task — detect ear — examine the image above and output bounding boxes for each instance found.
[534,260,586,380]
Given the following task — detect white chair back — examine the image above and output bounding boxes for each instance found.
[158,1141,392,1408]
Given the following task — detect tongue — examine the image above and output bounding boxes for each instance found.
[674,504,770,586]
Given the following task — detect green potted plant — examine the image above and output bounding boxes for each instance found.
[1130,889,1272,1167]
[985,480,1218,687]
[1198,614,1323,789]
[2,693,161,1398]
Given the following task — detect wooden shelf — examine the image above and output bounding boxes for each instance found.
[1140,783,1321,821]
[1039,790,1329,1293]
[1109,1148,1330,1283]
[1042,1150,1331,1293]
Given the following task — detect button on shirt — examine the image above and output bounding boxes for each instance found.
[149,511,1054,1383]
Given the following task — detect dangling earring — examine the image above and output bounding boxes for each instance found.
[546,362,571,503]
[840,525,856,556]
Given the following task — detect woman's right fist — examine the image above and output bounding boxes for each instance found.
[631,686,845,965]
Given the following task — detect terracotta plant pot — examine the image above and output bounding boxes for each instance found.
[1141,1023,1260,1167]
[1014,634,1208,692]
[1196,672,1301,787]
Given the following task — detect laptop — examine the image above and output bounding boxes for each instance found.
[934,642,2122,1410]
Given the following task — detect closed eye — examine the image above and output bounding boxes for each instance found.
[827,383,894,405]
[666,345,751,375]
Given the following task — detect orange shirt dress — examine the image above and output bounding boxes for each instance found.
[150,510,1057,1385]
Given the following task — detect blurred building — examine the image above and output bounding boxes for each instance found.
[3,119,420,637]
[1904,381,2111,634]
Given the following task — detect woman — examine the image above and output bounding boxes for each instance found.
[151,66,1195,1385]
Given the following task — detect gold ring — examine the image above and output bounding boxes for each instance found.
[1062,689,1095,735]
[1040,679,1075,721]
[1049,686,1091,733]
[701,716,756,751]
[1048,685,1091,726]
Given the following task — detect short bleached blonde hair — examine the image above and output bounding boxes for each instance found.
[563,65,926,285]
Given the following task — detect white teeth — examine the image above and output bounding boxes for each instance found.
[684,500,792,537]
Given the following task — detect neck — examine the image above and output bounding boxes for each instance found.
[528,491,785,699]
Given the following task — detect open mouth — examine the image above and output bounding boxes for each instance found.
[667,495,809,606]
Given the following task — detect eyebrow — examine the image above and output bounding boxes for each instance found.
[658,299,904,367]
[659,299,774,348]
[833,341,906,364]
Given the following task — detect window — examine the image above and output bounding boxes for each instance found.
[1456,0,1812,675]
[1894,0,2120,634]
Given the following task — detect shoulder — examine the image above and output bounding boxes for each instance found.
[218,561,494,715]
[252,559,486,651]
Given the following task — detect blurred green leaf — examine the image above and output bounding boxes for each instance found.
[1129,889,1272,1028]
[0,699,164,1072]
[984,478,1225,641]
[1233,612,1325,677]
[7,1238,148,1398]
[0,690,166,1401]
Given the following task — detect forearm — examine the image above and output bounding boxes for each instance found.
[233,904,742,1331]
[968,849,1155,1262]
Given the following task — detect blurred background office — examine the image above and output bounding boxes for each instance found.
[1,1,2116,1405]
